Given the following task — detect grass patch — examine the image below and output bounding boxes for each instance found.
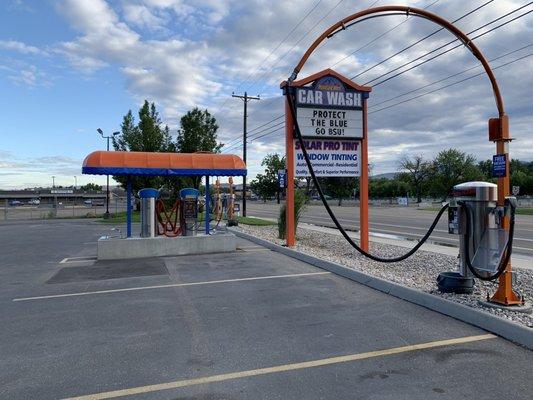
[516,208,533,215]
[237,216,276,226]
[417,207,443,212]
[99,211,140,223]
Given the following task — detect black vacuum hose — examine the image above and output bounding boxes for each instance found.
[284,88,449,263]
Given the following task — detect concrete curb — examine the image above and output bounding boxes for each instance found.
[230,228,533,350]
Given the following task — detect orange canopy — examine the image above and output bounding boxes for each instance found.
[82,151,247,176]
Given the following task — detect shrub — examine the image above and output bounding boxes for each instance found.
[278,189,307,239]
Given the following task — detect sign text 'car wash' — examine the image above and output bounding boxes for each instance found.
[294,75,366,176]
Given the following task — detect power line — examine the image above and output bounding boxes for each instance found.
[222,119,284,150]
[223,2,531,151]
[232,0,324,94]
[222,114,282,148]
[221,0,378,136]
[370,43,533,108]
[238,0,494,140]
[246,96,283,120]
[369,52,533,115]
[250,0,350,94]
[217,0,490,136]
[250,126,285,142]
[222,103,285,149]
[231,48,533,147]
[257,0,386,96]
[330,0,441,69]
[214,1,324,121]
[363,2,533,85]
[248,115,284,133]
[349,0,495,81]
[223,119,283,152]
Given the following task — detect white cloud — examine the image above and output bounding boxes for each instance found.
[47,0,533,181]
[0,39,46,55]
[56,0,225,124]
[122,4,166,29]
[8,65,50,87]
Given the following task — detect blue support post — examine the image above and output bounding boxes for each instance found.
[205,175,210,235]
[126,178,132,238]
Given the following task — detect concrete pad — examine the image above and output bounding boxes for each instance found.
[97,233,236,260]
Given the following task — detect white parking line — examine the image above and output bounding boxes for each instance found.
[59,256,97,264]
[12,272,331,302]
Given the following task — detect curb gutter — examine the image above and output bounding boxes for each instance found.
[229,228,533,350]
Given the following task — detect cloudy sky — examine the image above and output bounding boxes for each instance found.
[0,0,531,189]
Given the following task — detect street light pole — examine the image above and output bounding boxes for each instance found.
[52,176,55,189]
[97,128,120,218]
[74,175,77,189]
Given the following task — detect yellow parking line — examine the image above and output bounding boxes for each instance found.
[13,272,330,302]
[63,333,495,400]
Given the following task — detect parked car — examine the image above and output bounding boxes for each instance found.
[9,200,23,206]
[28,199,40,205]
[84,199,92,205]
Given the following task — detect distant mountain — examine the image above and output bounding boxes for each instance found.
[372,172,397,180]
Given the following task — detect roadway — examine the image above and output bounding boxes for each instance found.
[246,202,533,258]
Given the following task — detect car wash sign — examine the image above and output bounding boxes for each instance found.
[295,76,364,139]
[293,73,368,177]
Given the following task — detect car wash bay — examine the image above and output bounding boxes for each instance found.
[0,219,531,400]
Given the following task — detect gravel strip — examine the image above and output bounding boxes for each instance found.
[236,225,533,328]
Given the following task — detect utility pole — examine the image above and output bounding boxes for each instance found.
[51,176,55,188]
[232,91,259,217]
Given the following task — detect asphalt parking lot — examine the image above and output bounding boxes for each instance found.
[0,219,532,399]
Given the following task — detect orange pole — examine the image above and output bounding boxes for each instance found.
[490,140,522,305]
[285,95,295,247]
[359,97,369,252]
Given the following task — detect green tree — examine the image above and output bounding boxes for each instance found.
[79,183,102,192]
[323,177,357,206]
[397,155,433,203]
[510,160,533,195]
[250,174,272,202]
[369,178,410,198]
[177,108,222,153]
[477,159,493,181]
[478,158,533,195]
[249,154,286,204]
[112,100,174,194]
[429,148,483,200]
[176,107,223,189]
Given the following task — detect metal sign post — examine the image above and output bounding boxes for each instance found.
[282,69,371,249]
